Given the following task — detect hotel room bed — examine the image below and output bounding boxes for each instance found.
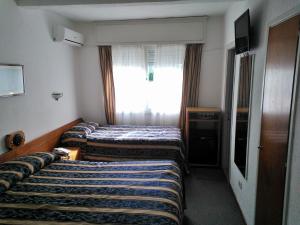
[61,123,186,171]
[0,152,183,225]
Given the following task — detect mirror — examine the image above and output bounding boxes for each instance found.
[234,54,254,177]
[0,64,24,97]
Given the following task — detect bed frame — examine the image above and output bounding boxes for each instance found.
[0,118,82,163]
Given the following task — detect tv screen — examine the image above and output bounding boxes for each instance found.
[0,64,25,97]
[235,9,250,54]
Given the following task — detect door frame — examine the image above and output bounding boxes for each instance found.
[222,42,236,180]
[283,31,300,225]
[257,8,300,225]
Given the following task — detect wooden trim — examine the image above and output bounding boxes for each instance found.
[0,118,83,163]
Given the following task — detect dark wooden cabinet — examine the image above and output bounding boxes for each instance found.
[185,107,221,166]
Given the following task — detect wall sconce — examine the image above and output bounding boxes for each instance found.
[52,92,63,101]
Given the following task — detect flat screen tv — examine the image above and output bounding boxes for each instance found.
[0,64,25,97]
[235,9,250,54]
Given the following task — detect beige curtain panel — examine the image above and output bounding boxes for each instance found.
[179,44,203,130]
[99,46,116,125]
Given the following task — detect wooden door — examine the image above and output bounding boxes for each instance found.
[255,15,300,225]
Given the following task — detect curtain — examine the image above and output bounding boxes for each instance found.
[179,44,203,130]
[112,44,185,126]
[149,45,186,125]
[112,45,147,125]
[99,46,116,124]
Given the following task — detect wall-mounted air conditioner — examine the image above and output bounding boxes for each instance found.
[53,25,84,47]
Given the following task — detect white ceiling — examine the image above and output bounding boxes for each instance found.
[20,1,241,22]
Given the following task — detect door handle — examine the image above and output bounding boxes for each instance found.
[258,145,264,150]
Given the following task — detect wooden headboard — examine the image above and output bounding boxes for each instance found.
[0,118,83,163]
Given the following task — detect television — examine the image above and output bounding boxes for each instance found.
[234,9,251,54]
[0,64,25,97]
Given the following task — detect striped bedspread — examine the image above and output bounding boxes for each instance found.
[82,125,186,170]
[0,159,183,225]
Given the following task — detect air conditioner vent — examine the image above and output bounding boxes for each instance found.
[53,25,84,47]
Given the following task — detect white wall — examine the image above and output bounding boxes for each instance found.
[76,46,106,123]
[75,16,225,123]
[287,64,300,225]
[198,16,224,107]
[223,0,300,225]
[0,0,80,153]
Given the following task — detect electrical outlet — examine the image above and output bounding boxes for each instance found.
[238,181,243,190]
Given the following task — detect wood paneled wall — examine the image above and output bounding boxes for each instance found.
[0,118,82,162]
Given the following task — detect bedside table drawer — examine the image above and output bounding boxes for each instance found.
[59,147,81,160]
[69,147,80,160]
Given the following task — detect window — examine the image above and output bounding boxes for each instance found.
[112,44,186,126]
[145,46,155,82]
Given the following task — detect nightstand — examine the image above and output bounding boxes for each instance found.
[62,147,81,160]
[185,107,221,167]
